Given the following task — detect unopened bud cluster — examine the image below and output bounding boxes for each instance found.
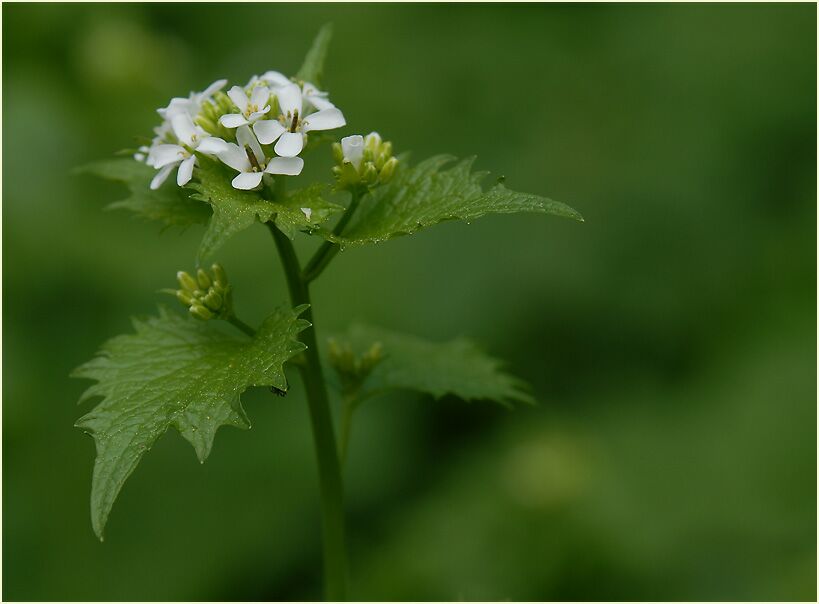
[175,264,233,321]
[332,132,398,191]
[328,339,384,395]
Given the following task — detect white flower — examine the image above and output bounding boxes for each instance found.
[218,85,271,128]
[255,71,335,111]
[252,83,346,158]
[158,79,227,120]
[147,114,226,189]
[340,135,364,169]
[214,125,304,190]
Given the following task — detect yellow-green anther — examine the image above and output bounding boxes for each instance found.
[177,271,198,292]
[189,304,214,321]
[379,157,398,183]
[196,268,212,290]
[203,291,223,312]
[176,289,194,306]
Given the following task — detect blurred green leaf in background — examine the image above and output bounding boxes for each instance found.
[3,3,816,601]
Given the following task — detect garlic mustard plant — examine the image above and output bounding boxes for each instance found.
[74,25,582,601]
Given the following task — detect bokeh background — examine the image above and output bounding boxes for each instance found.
[3,3,816,601]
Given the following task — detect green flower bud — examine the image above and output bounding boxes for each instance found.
[211,263,228,288]
[189,304,215,321]
[177,271,198,293]
[196,268,212,290]
[176,289,194,306]
[203,291,223,312]
[361,162,378,185]
[379,157,398,184]
[332,142,344,164]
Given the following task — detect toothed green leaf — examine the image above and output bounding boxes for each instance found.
[188,157,341,261]
[73,305,309,539]
[78,158,211,229]
[331,324,534,407]
[329,155,583,247]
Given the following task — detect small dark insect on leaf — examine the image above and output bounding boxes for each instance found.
[270,386,288,397]
[496,175,506,184]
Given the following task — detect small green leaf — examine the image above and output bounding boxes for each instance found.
[330,324,534,407]
[188,158,341,260]
[296,23,333,87]
[274,183,344,239]
[328,155,583,247]
[73,305,309,539]
[78,158,211,229]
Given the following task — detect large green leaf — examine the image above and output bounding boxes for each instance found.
[78,158,211,229]
[188,158,342,260]
[73,306,309,539]
[330,156,583,247]
[331,324,534,407]
[296,23,333,87]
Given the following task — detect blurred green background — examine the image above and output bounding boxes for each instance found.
[3,3,816,601]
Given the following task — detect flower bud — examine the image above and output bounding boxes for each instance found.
[203,291,223,312]
[176,289,194,306]
[189,304,215,321]
[211,263,228,288]
[333,132,397,192]
[332,142,344,164]
[170,264,234,320]
[196,268,212,290]
[379,157,398,184]
[177,271,198,293]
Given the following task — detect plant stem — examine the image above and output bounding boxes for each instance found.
[226,315,255,337]
[267,220,348,602]
[303,188,363,283]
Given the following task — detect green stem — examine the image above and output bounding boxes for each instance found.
[303,188,364,283]
[267,220,348,602]
[226,315,255,337]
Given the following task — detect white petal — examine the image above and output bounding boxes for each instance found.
[177,156,196,186]
[276,83,303,117]
[253,120,286,145]
[250,85,270,108]
[236,125,265,165]
[301,207,313,220]
[150,164,175,190]
[227,85,249,113]
[219,113,249,128]
[171,113,199,145]
[341,135,364,169]
[217,143,251,172]
[232,171,264,190]
[150,144,186,168]
[306,94,335,111]
[302,108,346,133]
[262,71,291,88]
[264,156,304,176]
[274,132,304,157]
[247,106,270,122]
[201,78,227,99]
[196,136,228,155]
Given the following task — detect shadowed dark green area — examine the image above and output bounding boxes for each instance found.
[3,3,816,601]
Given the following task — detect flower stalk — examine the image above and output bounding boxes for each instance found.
[267,181,348,602]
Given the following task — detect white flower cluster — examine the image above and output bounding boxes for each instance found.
[137,72,346,191]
